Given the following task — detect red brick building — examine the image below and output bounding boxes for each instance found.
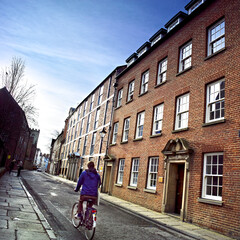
[0,87,30,171]
[105,0,240,237]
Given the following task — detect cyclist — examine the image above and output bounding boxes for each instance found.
[74,161,101,219]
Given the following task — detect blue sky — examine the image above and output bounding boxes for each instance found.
[0,0,189,153]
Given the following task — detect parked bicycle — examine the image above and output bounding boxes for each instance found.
[71,198,97,240]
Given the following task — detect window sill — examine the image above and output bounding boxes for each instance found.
[176,66,192,77]
[126,99,133,104]
[150,133,162,138]
[127,186,137,190]
[144,188,156,194]
[198,198,223,206]
[115,183,123,188]
[204,48,226,61]
[115,105,122,110]
[110,143,117,147]
[133,137,143,142]
[120,141,128,144]
[154,81,167,89]
[202,119,226,127]
[172,127,189,134]
[138,91,148,97]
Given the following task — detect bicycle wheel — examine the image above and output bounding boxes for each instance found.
[84,209,96,240]
[71,202,81,228]
[84,226,95,240]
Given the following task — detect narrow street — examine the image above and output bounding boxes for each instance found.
[21,171,193,240]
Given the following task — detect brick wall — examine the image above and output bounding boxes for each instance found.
[108,0,240,237]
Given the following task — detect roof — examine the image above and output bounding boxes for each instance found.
[116,0,213,79]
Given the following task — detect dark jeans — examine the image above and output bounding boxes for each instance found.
[17,166,23,177]
[78,195,97,214]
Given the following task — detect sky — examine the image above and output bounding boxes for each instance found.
[0,0,189,153]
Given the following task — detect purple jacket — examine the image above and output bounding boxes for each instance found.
[75,168,101,197]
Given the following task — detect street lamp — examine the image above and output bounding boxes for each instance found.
[99,127,107,139]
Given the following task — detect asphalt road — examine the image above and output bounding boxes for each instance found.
[21,171,193,240]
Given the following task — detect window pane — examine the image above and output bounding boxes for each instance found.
[207,186,211,195]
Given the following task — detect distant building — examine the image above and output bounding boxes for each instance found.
[33,148,41,167]
[24,129,40,170]
[104,0,240,238]
[50,131,64,175]
[60,66,126,182]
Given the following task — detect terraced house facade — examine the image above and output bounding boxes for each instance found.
[105,0,240,237]
[60,66,126,182]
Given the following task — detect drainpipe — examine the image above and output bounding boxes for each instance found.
[101,76,118,193]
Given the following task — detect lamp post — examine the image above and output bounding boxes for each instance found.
[99,127,107,139]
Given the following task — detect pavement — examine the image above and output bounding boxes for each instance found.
[0,170,235,240]
[0,171,57,240]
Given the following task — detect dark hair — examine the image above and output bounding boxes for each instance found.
[87,161,95,169]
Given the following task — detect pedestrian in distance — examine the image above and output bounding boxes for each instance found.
[74,161,101,219]
[9,159,16,175]
[17,160,23,177]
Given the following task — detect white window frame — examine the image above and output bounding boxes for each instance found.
[77,106,82,120]
[83,100,88,116]
[135,111,145,139]
[77,138,81,152]
[94,108,100,130]
[86,113,91,133]
[82,135,88,156]
[168,19,179,32]
[112,122,119,144]
[157,58,167,85]
[147,157,159,190]
[130,158,139,187]
[89,94,95,111]
[117,159,125,184]
[179,41,192,72]
[90,132,96,155]
[152,104,164,135]
[202,153,223,201]
[122,118,130,142]
[175,93,190,130]
[140,71,149,95]
[74,122,79,139]
[116,89,123,108]
[127,80,134,102]
[188,0,205,14]
[206,79,225,123]
[98,85,104,105]
[208,19,225,56]
[79,118,84,136]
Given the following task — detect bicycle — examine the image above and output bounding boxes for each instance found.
[71,198,97,240]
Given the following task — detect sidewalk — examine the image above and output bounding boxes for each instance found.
[0,171,56,240]
[48,173,234,240]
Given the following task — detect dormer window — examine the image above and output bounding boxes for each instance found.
[126,53,137,67]
[128,58,135,66]
[136,42,150,58]
[168,19,179,32]
[149,28,167,46]
[185,0,205,15]
[165,11,188,32]
[138,48,147,57]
